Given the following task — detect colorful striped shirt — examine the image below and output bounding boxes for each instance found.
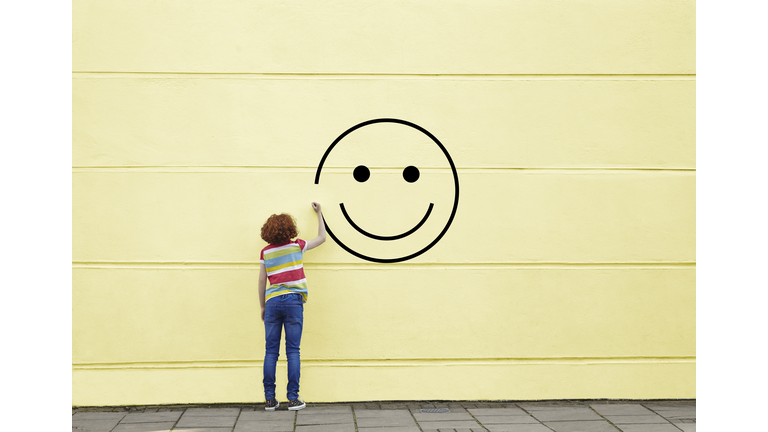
[260,239,308,303]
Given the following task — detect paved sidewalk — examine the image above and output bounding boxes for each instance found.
[73,400,695,432]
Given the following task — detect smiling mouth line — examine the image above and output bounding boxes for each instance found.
[339,203,434,241]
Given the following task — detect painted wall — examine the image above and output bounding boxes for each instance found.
[72,0,695,406]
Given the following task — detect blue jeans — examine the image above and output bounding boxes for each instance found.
[263,293,304,401]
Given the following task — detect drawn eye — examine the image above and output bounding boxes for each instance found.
[403,166,420,183]
[353,165,370,182]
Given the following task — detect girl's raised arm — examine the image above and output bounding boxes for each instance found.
[306,202,326,251]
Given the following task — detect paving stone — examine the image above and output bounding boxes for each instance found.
[615,424,683,432]
[469,408,529,416]
[358,427,421,432]
[302,405,352,413]
[184,408,242,417]
[381,404,408,410]
[519,402,583,410]
[530,408,602,422]
[543,420,617,432]
[416,420,482,429]
[296,412,354,425]
[68,402,698,432]
[121,411,184,423]
[670,418,696,424]
[413,411,474,421]
[484,425,553,432]
[72,412,127,421]
[173,429,233,432]
[527,406,592,411]
[354,409,414,418]
[233,419,295,432]
[604,415,669,424]
[645,404,696,411]
[176,416,237,428]
[474,414,539,424]
[239,410,296,421]
[72,419,124,432]
[111,422,176,432]
[652,410,696,419]
[296,424,356,432]
[644,406,695,414]
[590,404,655,416]
[357,412,417,427]
[643,402,695,409]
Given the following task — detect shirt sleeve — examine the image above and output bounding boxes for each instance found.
[297,239,307,253]
[259,248,265,264]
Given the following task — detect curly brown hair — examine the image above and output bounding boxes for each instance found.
[260,213,299,245]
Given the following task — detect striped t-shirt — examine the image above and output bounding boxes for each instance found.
[260,239,308,303]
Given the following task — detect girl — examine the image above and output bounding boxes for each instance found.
[258,202,326,411]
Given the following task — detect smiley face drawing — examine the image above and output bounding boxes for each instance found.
[314,118,459,263]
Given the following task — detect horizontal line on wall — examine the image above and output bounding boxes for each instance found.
[72,72,695,81]
[72,166,696,173]
[307,262,696,270]
[72,261,695,270]
[73,356,696,370]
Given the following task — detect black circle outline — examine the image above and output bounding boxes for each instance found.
[314,118,460,263]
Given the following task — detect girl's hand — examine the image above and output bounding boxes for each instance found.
[261,307,265,322]
[306,201,327,251]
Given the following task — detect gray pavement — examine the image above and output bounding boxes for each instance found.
[73,400,695,432]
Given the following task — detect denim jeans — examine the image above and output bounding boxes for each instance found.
[263,293,304,401]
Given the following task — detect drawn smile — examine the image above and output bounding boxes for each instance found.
[340,203,434,241]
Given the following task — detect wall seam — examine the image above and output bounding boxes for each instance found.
[71,262,696,270]
[72,72,696,79]
[73,357,697,370]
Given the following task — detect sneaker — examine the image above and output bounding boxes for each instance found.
[288,398,306,411]
[265,399,279,411]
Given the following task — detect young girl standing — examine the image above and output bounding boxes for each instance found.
[258,202,326,411]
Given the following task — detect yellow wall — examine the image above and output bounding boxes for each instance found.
[73,0,695,405]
